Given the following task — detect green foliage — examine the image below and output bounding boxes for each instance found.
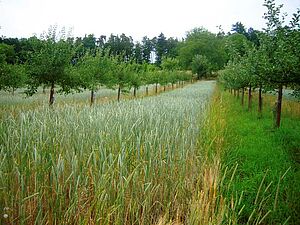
[82,34,96,51]
[258,25,300,88]
[224,33,251,60]
[219,60,246,90]
[161,57,180,71]
[141,36,154,63]
[152,33,180,66]
[26,39,74,94]
[153,33,168,65]
[191,54,211,79]
[127,62,143,90]
[133,42,143,64]
[258,0,300,87]
[0,43,16,64]
[104,33,134,61]
[109,57,132,94]
[73,51,112,91]
[231,22,247,36]
[219,44,267,91]
[0,44,27,93]
[230,22,260,47]
[0,64,27,93]
[177,27,227,72]
[220,0,300,127]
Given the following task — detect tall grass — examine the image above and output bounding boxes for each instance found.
[0,81,215,224]
[187,89,228,225]
[0,84,185,120]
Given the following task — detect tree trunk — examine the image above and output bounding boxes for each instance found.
[117,85,121,102]
[164,85,166,92]
[49,82,55,106]
[248,85,252,111]
[234,89,236,97]
[258,86,263,118]
[172,83,174,89]
[12,87,15,96]
[146,86,149,96]
[241,88,244,106]
[90,89,95,106]
[155,83,158,94]
[133,87,137,97]
[275,84,283,128]
[237,89,240,98]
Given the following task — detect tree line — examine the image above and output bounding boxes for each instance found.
[0,25,233,105]
[0,25,255,101]
[219,0,300,128]
[0,30,193,105]
[1,0,299,119]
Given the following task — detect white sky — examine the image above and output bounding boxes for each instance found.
[0,0,299,41]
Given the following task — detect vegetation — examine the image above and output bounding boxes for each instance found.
[221,90,300,224]
[0,81,216,224]
[0,0,299,224]
[219,0,300,128]
[177,27,227,74]
[1,27,198,105]
[26,37,74,105]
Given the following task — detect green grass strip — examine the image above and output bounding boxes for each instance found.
[220,89,300,224]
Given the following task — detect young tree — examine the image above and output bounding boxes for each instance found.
[73,51,112,105]
[109,57,132,101]
[244,46,267,116]
[141,63,156,95]
[158,70,170,92]
[127,62,142,97]
[191,55,211,79]
[221,0,300,127]
[26,29,74,105]
[219,59,249,106]
[161,57,180,71]
[259,0,300,127]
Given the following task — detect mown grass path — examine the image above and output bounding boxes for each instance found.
[215,89,300,224]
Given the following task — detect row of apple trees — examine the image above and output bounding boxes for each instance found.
[0,33,193,106]
[219,0,300,128]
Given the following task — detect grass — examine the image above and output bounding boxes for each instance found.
[1,81,299,224]
[219,89,300,224]
[0,83,185,120]
[186,90,228,225]
[0,81,215,224]
[0,83,183,107]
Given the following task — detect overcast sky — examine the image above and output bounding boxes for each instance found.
[0,0,299,41]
